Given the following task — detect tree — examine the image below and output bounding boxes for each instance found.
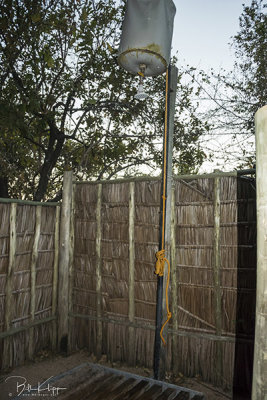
[191,0,266,169]
[233,0,267,122]
[0,0,208,201]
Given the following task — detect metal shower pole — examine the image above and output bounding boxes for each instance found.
[154,64,178,380]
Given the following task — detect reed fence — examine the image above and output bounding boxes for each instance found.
[0,198,60,369]
[0,171,256,396]
[69,172,256,395]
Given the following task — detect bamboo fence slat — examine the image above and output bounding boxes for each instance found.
[2,203,17,368]
[128,182,135,365]
[28,206,41,359]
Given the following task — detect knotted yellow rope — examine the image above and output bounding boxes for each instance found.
[155,250,172,346]
[155,249,165,276]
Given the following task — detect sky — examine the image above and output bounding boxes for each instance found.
[170,0,255,172]
[172,0,252,72]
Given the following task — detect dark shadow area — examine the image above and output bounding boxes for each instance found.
[60,334,68,354]
[233,176,256,399]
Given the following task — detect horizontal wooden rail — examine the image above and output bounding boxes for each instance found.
[0,316,56,339]
[69,312,254,344]
[74,169,256,186]
[175,199,256,206]
[0,197,60,206]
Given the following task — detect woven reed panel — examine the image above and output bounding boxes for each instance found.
[173,176,256,393]
[0,203,10,333]
[0,202,57,368]
[71,175,256,394]
[175,178,215,334]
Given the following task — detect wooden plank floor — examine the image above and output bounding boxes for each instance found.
[48,363,206,400]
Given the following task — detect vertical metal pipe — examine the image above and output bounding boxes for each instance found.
[153,64,178,380]
[154,275,163,380]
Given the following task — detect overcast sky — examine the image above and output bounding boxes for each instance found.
[172,0,252,71]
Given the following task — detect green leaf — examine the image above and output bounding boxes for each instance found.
[88,99,97,105]
[31,14,41,23]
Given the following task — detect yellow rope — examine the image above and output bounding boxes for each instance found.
[154,68,172,346]
[155,249,165,276]
[155,250,172,346]
[160,256,172,346]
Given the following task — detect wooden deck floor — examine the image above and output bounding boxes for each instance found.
[48,362,206,400]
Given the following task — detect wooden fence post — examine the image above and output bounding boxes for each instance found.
[170,186,178,374]
[96,183,103,359]
[213,176,223,385]
[68,179,75,353]
[52,206,60,351]
[253,105,267,399]
[58,171,73,352]
[28,205,42,359]
[2,203,17,368]
[128,181,135,365]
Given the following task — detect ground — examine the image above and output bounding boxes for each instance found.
[0,349,232,400]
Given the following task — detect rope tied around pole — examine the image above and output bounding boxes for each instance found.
[155,249,165,276]
[155,249,172,346]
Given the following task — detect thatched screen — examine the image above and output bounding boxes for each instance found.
[0,200,60,369]
[0,172,256,395]
[70,173,256,394]
[170,175,256,395]
[70,179,161,366]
